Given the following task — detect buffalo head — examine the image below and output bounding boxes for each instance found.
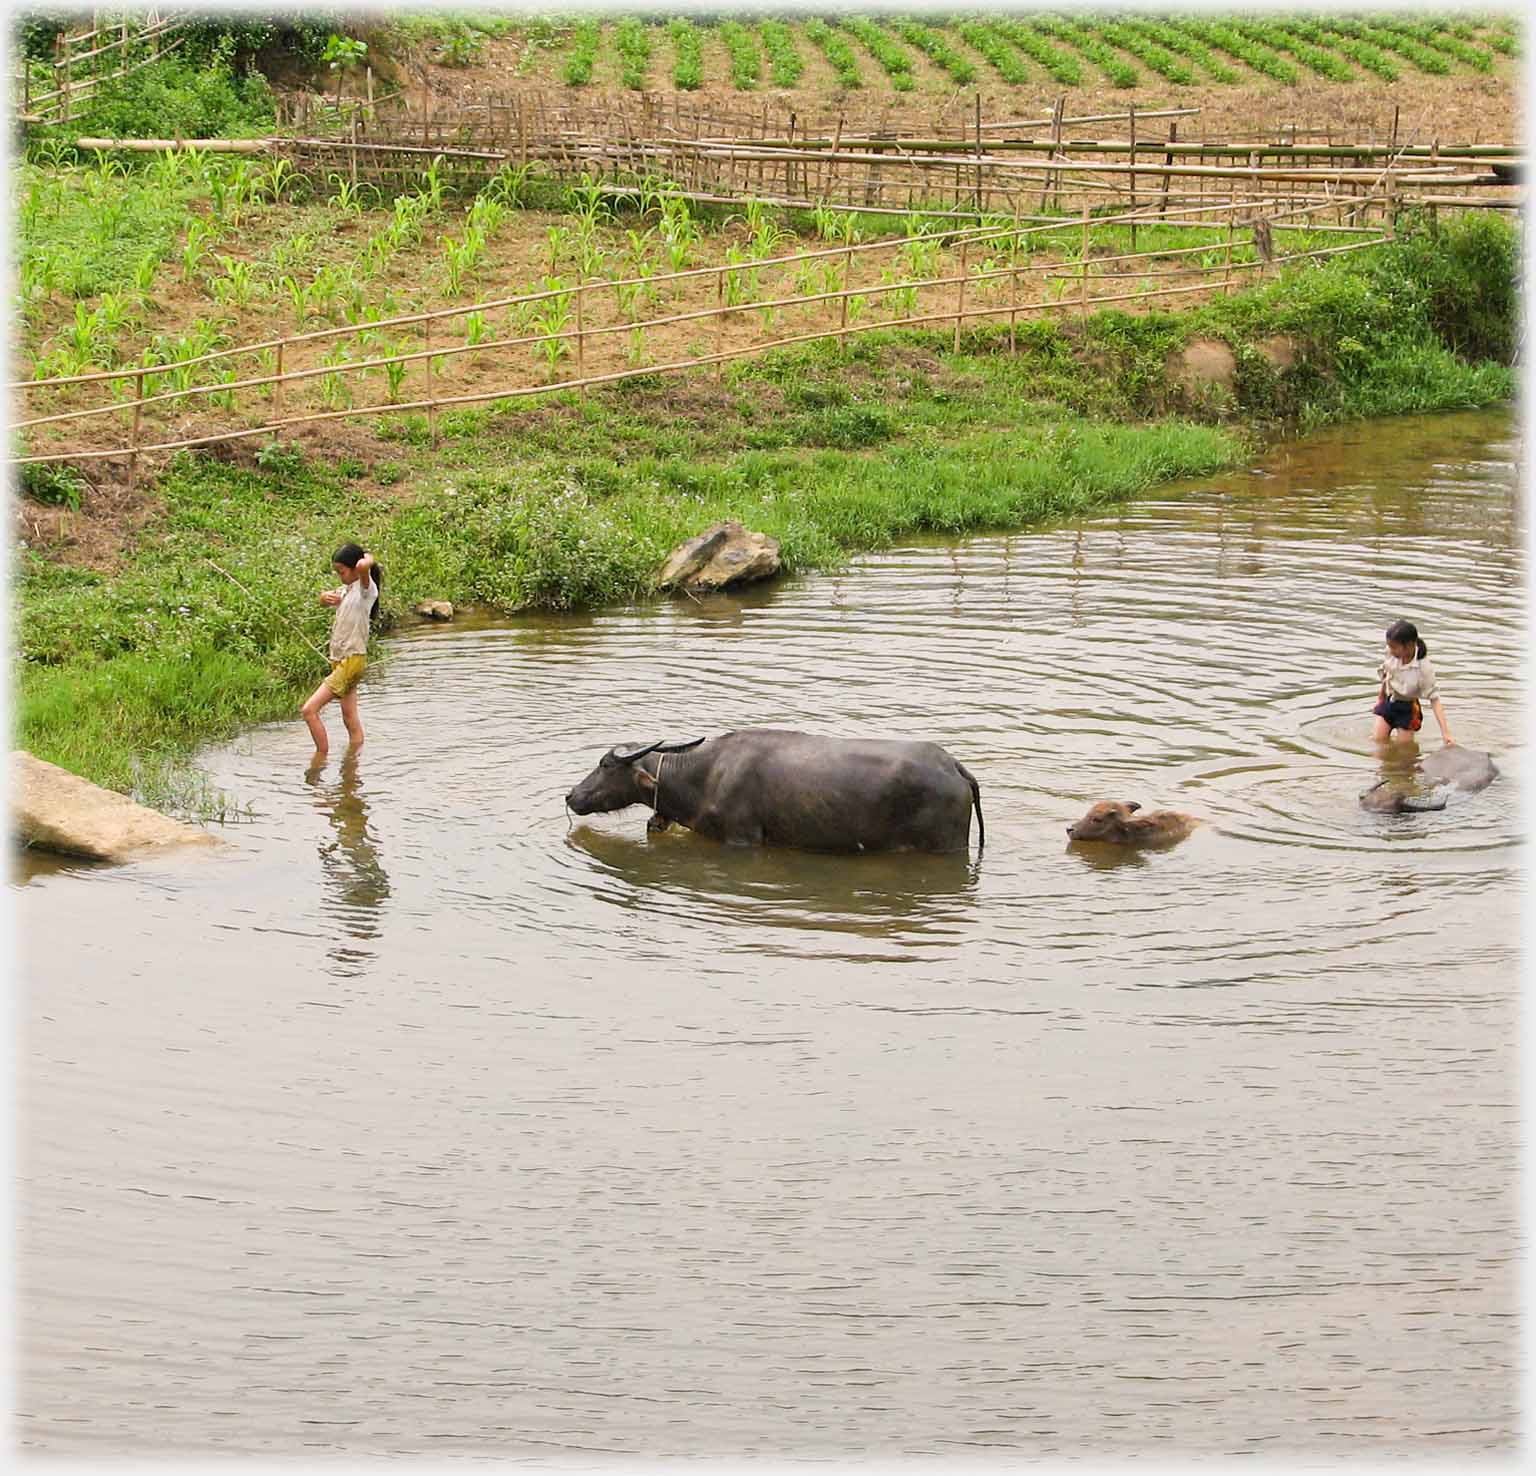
[566,738,704,815]
[1067,800,1141,842]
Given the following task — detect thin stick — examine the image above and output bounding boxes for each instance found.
[206,560,331,661]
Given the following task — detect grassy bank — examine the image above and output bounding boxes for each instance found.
[14,214,1517,811]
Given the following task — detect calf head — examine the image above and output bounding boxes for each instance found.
[1066,800,1142,843]
[565,738,704,815]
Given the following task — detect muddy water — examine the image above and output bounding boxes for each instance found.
[15,408,1523,1459]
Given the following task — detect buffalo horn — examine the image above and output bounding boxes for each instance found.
[656,737,705,754]
[611,740,665,765]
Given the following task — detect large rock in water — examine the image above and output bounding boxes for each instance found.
[13,750,218,862]
[658,521,781,594]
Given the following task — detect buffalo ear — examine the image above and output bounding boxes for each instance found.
[1125,801,1142,813]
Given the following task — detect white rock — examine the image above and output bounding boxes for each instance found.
[13,750,219,863]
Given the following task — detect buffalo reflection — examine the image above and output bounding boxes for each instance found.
[565,821,979,935]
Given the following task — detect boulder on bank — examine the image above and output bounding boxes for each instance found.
[658,521,782,595]
[1168,337,1237,398]
[414,599,455,621]
[13,750,219,863]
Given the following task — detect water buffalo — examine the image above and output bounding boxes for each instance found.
[1359,745,1499,813]
[1065,800,1201,847]
[565,729,984,853]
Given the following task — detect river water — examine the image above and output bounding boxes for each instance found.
[15,408,1524,1460]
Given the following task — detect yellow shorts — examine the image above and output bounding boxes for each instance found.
[324,653,366,698]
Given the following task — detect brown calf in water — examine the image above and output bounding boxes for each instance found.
[1066,800,1201,847]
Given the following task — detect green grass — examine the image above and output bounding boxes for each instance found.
[16,215,1518,808]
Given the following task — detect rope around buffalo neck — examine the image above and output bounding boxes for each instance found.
[652,752,668,818]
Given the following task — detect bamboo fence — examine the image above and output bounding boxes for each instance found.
[12,189,1397,478]
[70,91,1517,222]
[16,9,190,126]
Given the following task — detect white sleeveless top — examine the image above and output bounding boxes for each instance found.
[329,577,377,661]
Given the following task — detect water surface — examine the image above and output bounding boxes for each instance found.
[16,408,1523,1459]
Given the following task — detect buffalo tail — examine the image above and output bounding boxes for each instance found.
[957,762,984,852]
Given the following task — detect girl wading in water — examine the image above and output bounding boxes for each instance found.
[303,542,382,760]
[1373,618,1455,746]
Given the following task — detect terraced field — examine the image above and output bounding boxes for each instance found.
[397,12,1520,147]
[476,13,1519,95]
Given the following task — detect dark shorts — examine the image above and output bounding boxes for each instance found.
[1373,696,1422,732]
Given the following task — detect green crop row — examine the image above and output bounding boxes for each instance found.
[614,17,652,92]
[1094,20,1197,85]
[953,21,1032,86]
[561,19,600,87]
[667,18,702,91]
[803,18,861,90]
[888,18,977,87]
[719,20,762,91]
[758,20,805,88]
[841,16,915,91]
[991,18,1082,86]
[1122,16,1241,84]
[1029,16,1138,88]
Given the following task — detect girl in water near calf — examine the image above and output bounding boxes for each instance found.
[302,542,383,759]
[1373,618,1455,746]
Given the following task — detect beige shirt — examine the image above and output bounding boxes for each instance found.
[1378,651,1439,702]
[328,576,377,661]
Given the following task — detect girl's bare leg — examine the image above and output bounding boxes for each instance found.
[1389,726,1417,745]
[339,689,364,750]
[302,681,336,754]
[1372,715,1392,743]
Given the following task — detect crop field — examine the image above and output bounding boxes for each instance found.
[17,140,1372,482]
[477,12,1518,96]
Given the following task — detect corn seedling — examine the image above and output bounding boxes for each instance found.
[320,345,353,409]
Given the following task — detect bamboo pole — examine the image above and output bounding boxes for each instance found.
[274,342,285,417]
[1080,206,1090,317]
[575,282,586,397]
[426,318,437,445]
[128,368,145,492]
[955,240,967,352]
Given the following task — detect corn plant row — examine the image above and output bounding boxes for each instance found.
[719,20,762,92]
[841,16,915,92]
[1028,16,1138,89]
[1177,18,1299,85]
[614,17,652,92]
[887,18,977,87]
[1093,20,1197,86]
[989,18,1081,86]
[953,21,1032,86]
[562,19,600,87]
[758,20,805,89]
[803,18,861,90]
[667,18,702,91]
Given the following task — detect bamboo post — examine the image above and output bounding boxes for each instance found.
[1159,123,1177,217]
[350,108,359,186]
[1128,104,1138,253]
[1224,194,1234,294]
[425,317,437,445]
[366,64,374,124]
[575,282,586,398]
[128,367,145,492]
[954,239,967,352]
[273,341,284,416]
[1079,205,1090,318]
[974,93,983,213]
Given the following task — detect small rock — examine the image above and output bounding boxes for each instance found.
[13,750,218,863]
[414,600,454,621]
[658,521,782,595]
[1168,337,1237,396]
